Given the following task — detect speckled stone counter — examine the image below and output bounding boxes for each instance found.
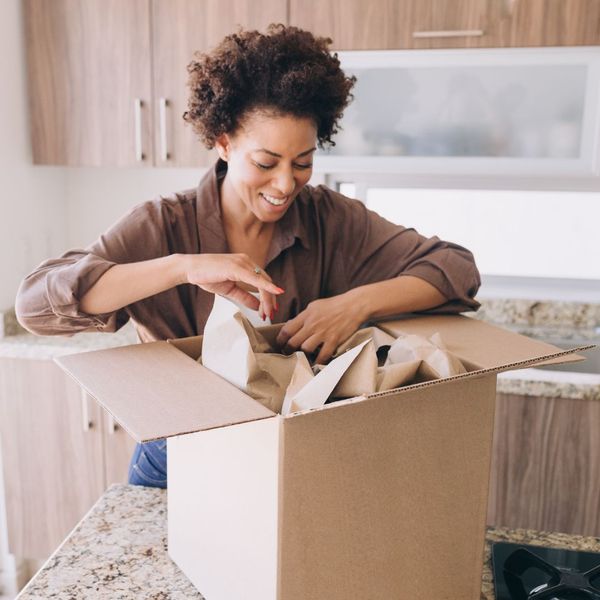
[17,485,200,600]
[0,319,139,359]
[472,299,600,332]
[496,367,600,400]
[16,484,600,600]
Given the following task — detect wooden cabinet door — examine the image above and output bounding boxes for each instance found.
[487,392,600,536]
[289,0,502,50]
[101,408,137,485]
[501,0,600,47]
[0,359,105,558]
[289,0,415,50]
[151,0,288,167]
[410,0,501,49]
[24,0,153,166]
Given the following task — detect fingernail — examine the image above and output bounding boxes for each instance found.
[261,313,265,321]
[275,287,285,294]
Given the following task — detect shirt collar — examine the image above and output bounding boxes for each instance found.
[195,159,311,261]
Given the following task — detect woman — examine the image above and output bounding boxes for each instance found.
[15,24,481,488]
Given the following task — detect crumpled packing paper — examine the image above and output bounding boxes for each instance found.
[200,295,466,416]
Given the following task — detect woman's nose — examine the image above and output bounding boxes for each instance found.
[272,169,295,196]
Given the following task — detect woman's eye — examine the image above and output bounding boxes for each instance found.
[254,162,275,170]
[253,161,312,170]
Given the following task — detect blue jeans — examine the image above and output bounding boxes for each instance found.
[128,439,167,488]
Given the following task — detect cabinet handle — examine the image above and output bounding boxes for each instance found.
[81,390,93,432]
[159,98,170,161]
[412,29,484,38]
[107,412,119,434]
[134,98,145,161]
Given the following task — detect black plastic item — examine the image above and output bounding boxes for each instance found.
[492,542,600,600]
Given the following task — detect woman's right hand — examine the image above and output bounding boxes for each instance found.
[181,253,284,320]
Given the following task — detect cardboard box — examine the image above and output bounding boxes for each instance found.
[55,314,593,600]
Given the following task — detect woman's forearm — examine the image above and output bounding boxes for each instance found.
[344,275,448,322]
[80,254,186,315]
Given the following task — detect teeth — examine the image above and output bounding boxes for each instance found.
[261,193,288,206]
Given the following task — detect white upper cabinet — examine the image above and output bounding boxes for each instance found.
[316,47,600,189]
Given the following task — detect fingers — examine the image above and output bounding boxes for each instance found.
[258,290,276,321]
[224,287,261,311]
[230,255,283,321]
[256,271,278,322]
[276,314,303,349]
[314,341,338,365]
[284,329,336,365]
[190,253,284,319]
[232,256,284,297]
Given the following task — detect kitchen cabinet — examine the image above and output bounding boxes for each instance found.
[500,0,600,47]
[288,0,416,50]
[289,0,505,50]
[289,0,600,49]
[487,392,600,537]
[317,46,600,186]
[25,0,599,168]
[24,0,287,167]
[0,357,135,558]
[24,0,153,167]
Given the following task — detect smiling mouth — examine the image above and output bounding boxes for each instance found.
[260,192,289,207]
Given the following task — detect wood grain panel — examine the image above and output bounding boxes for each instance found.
[487,392,600,536]
[151,0,287,167]
[24,0,153,166]
[289,0,508,49]
[412,0,494,49]
[503,0,600,47]
[289,0,415,50]
[0,359,105,558]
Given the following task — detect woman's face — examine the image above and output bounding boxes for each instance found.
[215,110,317,223]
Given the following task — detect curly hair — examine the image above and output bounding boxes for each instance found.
[183,24,356,149]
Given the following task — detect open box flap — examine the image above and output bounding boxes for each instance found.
[376,314,594,370]
[55,341,275,443]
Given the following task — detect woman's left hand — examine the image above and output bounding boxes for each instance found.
[275,292,366,365]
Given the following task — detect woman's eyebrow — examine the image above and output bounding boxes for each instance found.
[253,147,317,158]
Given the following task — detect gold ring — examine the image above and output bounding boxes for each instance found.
[254,266,262,275]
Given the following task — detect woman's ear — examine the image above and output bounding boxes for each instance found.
[214,134,231,162]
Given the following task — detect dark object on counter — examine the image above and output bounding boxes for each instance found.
[492,541,600,599]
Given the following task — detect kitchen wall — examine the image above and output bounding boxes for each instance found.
[65,167,202,249]
[0,1,65,594]
[0,0,67,312]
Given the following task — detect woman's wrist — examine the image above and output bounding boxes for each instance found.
[172,253,196,286]
[339,286,372,324]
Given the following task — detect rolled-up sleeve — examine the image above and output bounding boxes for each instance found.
[15,201,165,336]
[320,188,481,314]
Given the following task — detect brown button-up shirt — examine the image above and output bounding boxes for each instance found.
[16,160,481,343]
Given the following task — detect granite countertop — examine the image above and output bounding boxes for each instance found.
[0,309,139,359]
[15,483,600,600]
